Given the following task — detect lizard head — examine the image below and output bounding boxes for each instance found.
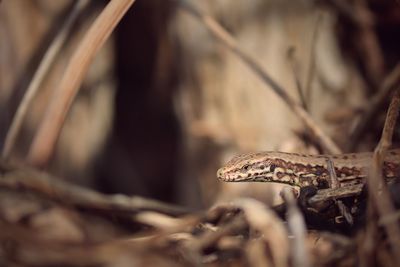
[217,152,278,183]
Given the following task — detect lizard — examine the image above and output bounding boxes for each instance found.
[217,149,400,225]
[217,149,400,197]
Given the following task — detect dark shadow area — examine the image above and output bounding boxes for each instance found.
[95,1,181,203]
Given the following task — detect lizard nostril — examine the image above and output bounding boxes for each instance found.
[217,168,225,179]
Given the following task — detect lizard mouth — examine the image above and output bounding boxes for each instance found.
[216,169,238,182]
[217,171,300,186]
[216,168,247,182]
[217,169,262,182]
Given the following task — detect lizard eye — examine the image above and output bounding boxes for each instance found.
[242,164,250,171]
[269,164,276,172]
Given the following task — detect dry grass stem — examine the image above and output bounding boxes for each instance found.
[281,188,310,267]
[367,88,400,264]
[287,48,308,110]
[135,212,199,231]
[2,0,90,160]
[304,13,322,106]
[27,0,136,167]
[234,198,289,267]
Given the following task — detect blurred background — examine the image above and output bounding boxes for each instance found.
[0,0,399,209]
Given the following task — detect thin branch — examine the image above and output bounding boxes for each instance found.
[308,184,363,205]
[178,0,341,154]
[367,88,400,264]
[2,0,90,159]
[304,13,322,106]
[27,0,136,167]
[281,188,310,267]
[0,160,189,216]
[287,47,308,110]
[326,158,353,225]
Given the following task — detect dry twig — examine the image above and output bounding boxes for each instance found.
[326,158,353,225]
[308,184,363,205]
[366,88,400,264]
[0,161,188,216]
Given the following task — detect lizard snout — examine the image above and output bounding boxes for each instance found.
[217,168,227,180]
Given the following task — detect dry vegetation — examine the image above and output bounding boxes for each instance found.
[0,0,400,266]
